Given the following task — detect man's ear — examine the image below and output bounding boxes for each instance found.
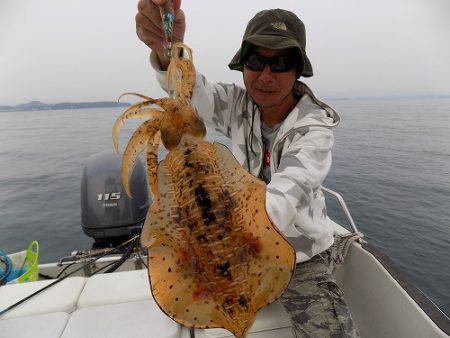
[242,69,249,89]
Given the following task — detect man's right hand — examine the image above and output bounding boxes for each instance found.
[136,0,185,69]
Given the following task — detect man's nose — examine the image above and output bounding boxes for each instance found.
[258,64,275,82]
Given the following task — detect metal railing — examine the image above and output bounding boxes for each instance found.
[321,186,360,235]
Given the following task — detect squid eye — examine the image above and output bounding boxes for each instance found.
[161,128,181,150]
[181,107,206,139]
[191,119,206,139]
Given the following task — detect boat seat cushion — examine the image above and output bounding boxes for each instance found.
[0,277,86,319]
[181,300,292,337]
[77,269,151,308]
[61,299,180,338]
[0,312,69,338]
[182,327,294,338]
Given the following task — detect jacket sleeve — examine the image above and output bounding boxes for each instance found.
[265,126,334,237]
[150,51,246,138]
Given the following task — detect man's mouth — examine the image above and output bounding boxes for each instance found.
[256,88,276,94]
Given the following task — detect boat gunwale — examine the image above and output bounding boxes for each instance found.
[361,241,450,335]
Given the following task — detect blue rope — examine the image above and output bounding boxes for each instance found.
[0,250,12,286]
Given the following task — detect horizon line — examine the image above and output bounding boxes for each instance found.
[2,93,450,107]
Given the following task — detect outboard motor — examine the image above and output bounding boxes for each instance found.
[81,150,151,246]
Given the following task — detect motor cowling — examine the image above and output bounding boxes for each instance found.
[81,150,150,242]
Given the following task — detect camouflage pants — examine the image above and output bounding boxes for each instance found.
[279,248,360,338]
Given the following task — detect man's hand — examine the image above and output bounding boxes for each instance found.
[136,0,185,69]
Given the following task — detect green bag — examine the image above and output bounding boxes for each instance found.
[7,241,39,284]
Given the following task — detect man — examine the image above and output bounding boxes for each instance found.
[136,1,360,337]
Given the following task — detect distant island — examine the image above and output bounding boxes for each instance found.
[0,101,131,112]
[2,94,449,112]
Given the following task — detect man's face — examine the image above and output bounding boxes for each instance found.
[243,46,297,111]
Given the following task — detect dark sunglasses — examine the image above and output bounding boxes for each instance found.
[243,53,297,73]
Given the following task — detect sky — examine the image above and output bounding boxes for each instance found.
[1,0,449,105]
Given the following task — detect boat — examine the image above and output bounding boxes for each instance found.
[1,151,449,338]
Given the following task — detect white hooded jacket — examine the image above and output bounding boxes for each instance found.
[151,53,340,262]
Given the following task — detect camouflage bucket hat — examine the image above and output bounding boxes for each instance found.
[228,9,313,78]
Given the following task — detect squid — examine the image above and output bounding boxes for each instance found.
[112,42,296,337]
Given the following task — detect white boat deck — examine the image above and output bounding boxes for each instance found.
[0,269,293,338]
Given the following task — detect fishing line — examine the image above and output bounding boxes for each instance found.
[0,235,140,318]
[56,262,76,279]
[136,248,148,269]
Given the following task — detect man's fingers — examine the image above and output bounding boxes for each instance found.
[172,8,185,41]
[136,0,185,50]
[150,0,182,10]
[136,0,166,49]
[138,0,164,27]
[172,0,182,11]
[174,7,185,25]
[135,12,164,39]
[136,26,165,53]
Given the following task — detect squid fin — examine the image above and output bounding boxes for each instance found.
[211,142,296,337]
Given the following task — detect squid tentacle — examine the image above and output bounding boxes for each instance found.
[121,118,162,197]
[113,107,164,152]
[146,130,161,198]
[118,92,153,101]
[166,43,195,105]
[119,93,177,112]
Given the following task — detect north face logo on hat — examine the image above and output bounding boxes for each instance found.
[270,21,287,31]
